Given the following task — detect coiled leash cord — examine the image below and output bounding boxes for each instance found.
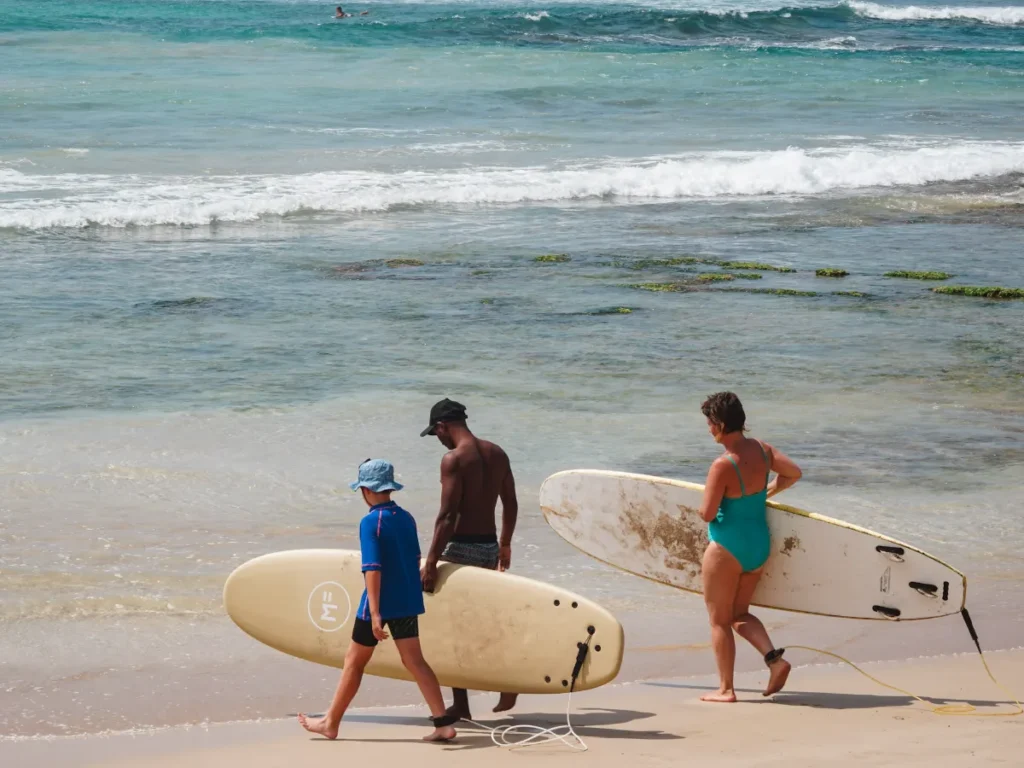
[777,608,1022,717]
[459,634,592,751]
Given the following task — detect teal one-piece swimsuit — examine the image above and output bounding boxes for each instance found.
[708,441,771,572]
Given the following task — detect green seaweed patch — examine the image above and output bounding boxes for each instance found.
[480,298,496,305]
[385,258,425,268]
[534,254,571,263]
[932,286,1024,300]
[628,257,701,270]
[834,291,869,298]
[716,288,819,297]
[588,306,636,315]
[696,273,736,282]
[815,268,849,278]
[731,272,763,280]
[715,260,796,273]
[470,269,493,276]
[885,270,952,280]
[627,282,690,293]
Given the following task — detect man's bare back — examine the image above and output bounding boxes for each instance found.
[445,436,509,537]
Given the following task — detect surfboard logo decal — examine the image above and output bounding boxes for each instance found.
[879,567,892,594]
[308,581,352,633]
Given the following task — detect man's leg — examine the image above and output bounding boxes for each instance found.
[441,543,518,717]
[298,636,375,739]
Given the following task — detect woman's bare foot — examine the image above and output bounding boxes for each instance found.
[492,693,518,713]
[763,659,791,697]
[423,725,457,742]
[298,713,339,739]
[700,689,737,703]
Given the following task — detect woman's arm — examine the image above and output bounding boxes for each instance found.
[764,443,802,498]
[699,459,730,523]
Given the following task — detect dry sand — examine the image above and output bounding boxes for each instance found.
[4,648,1022,767]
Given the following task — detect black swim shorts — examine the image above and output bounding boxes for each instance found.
[352,615,419,647]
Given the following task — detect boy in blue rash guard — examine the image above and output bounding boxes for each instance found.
[298,460,457,742]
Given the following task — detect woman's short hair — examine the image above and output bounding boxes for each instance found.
[701,391,746,433]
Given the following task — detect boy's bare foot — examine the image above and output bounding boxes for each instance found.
[700,689,737,703]
[763,659,791,697]
[298,713,339,739]
[492,693,518,713]
[424,725,457,742]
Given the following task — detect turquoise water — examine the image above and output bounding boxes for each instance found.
[1,0,1023,739]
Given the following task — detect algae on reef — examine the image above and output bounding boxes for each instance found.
[715,260,796,273]
[932,286,1024,300]
[715,288,819,297]
[885,270,952,280]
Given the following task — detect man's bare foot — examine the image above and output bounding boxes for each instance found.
[423,725,457,742]
[445,703,470,720]
[492,693,518,713]
[763,659,791,697]
[700,689,737,703]
[298,713,339,739]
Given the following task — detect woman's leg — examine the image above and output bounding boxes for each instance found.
[701,542,742,702]
[732,569,791,696]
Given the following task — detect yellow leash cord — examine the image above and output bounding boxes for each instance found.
[784,644,1022,717]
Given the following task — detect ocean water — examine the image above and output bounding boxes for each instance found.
[1,0,1023,739]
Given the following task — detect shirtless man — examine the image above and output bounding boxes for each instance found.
[419,398,519,719]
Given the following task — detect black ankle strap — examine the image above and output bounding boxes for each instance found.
[764,648,785,665]
[430,714,459,728]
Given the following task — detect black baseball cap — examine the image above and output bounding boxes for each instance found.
[420,398,468,437]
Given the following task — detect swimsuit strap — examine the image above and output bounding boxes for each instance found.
[725,455,746,496]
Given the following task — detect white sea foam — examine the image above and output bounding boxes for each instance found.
[847,1,1024,25]
[1,141,1022,229]
[521,10,551,21]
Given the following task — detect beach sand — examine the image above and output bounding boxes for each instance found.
[6,648,1021,767]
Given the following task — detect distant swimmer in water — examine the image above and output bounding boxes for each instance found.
[335,5,369,16]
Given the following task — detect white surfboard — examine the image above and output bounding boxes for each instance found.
[224,549,624,693]
[539,470,966,621]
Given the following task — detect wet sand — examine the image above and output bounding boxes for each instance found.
[5,648,1021,767]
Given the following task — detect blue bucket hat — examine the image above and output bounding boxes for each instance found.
[349,459,404,493]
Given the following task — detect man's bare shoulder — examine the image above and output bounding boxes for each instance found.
[440,450,461,472]
[478,439,509,464]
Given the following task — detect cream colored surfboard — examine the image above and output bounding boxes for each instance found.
[224,549,623,693]
[540,470,966,621]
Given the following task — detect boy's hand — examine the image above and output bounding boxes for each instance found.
[420,561,438,593]
[371,613,388,641]
[498,544,512,572]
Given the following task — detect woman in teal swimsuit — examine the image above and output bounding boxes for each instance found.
[698,392,802,703]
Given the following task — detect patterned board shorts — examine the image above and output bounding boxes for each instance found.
[441,540,500,570]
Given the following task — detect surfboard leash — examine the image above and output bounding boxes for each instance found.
[459,632,593,751]
[781,608,1022,717]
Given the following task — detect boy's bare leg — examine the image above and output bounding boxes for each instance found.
[396,637,457,742]
[298,641,375,739]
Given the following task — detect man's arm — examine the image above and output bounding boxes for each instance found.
[497,462,517,572]
[421,453,462,592]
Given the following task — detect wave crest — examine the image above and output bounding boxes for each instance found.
[847,1,1024,25]
[2,141,1022,230]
